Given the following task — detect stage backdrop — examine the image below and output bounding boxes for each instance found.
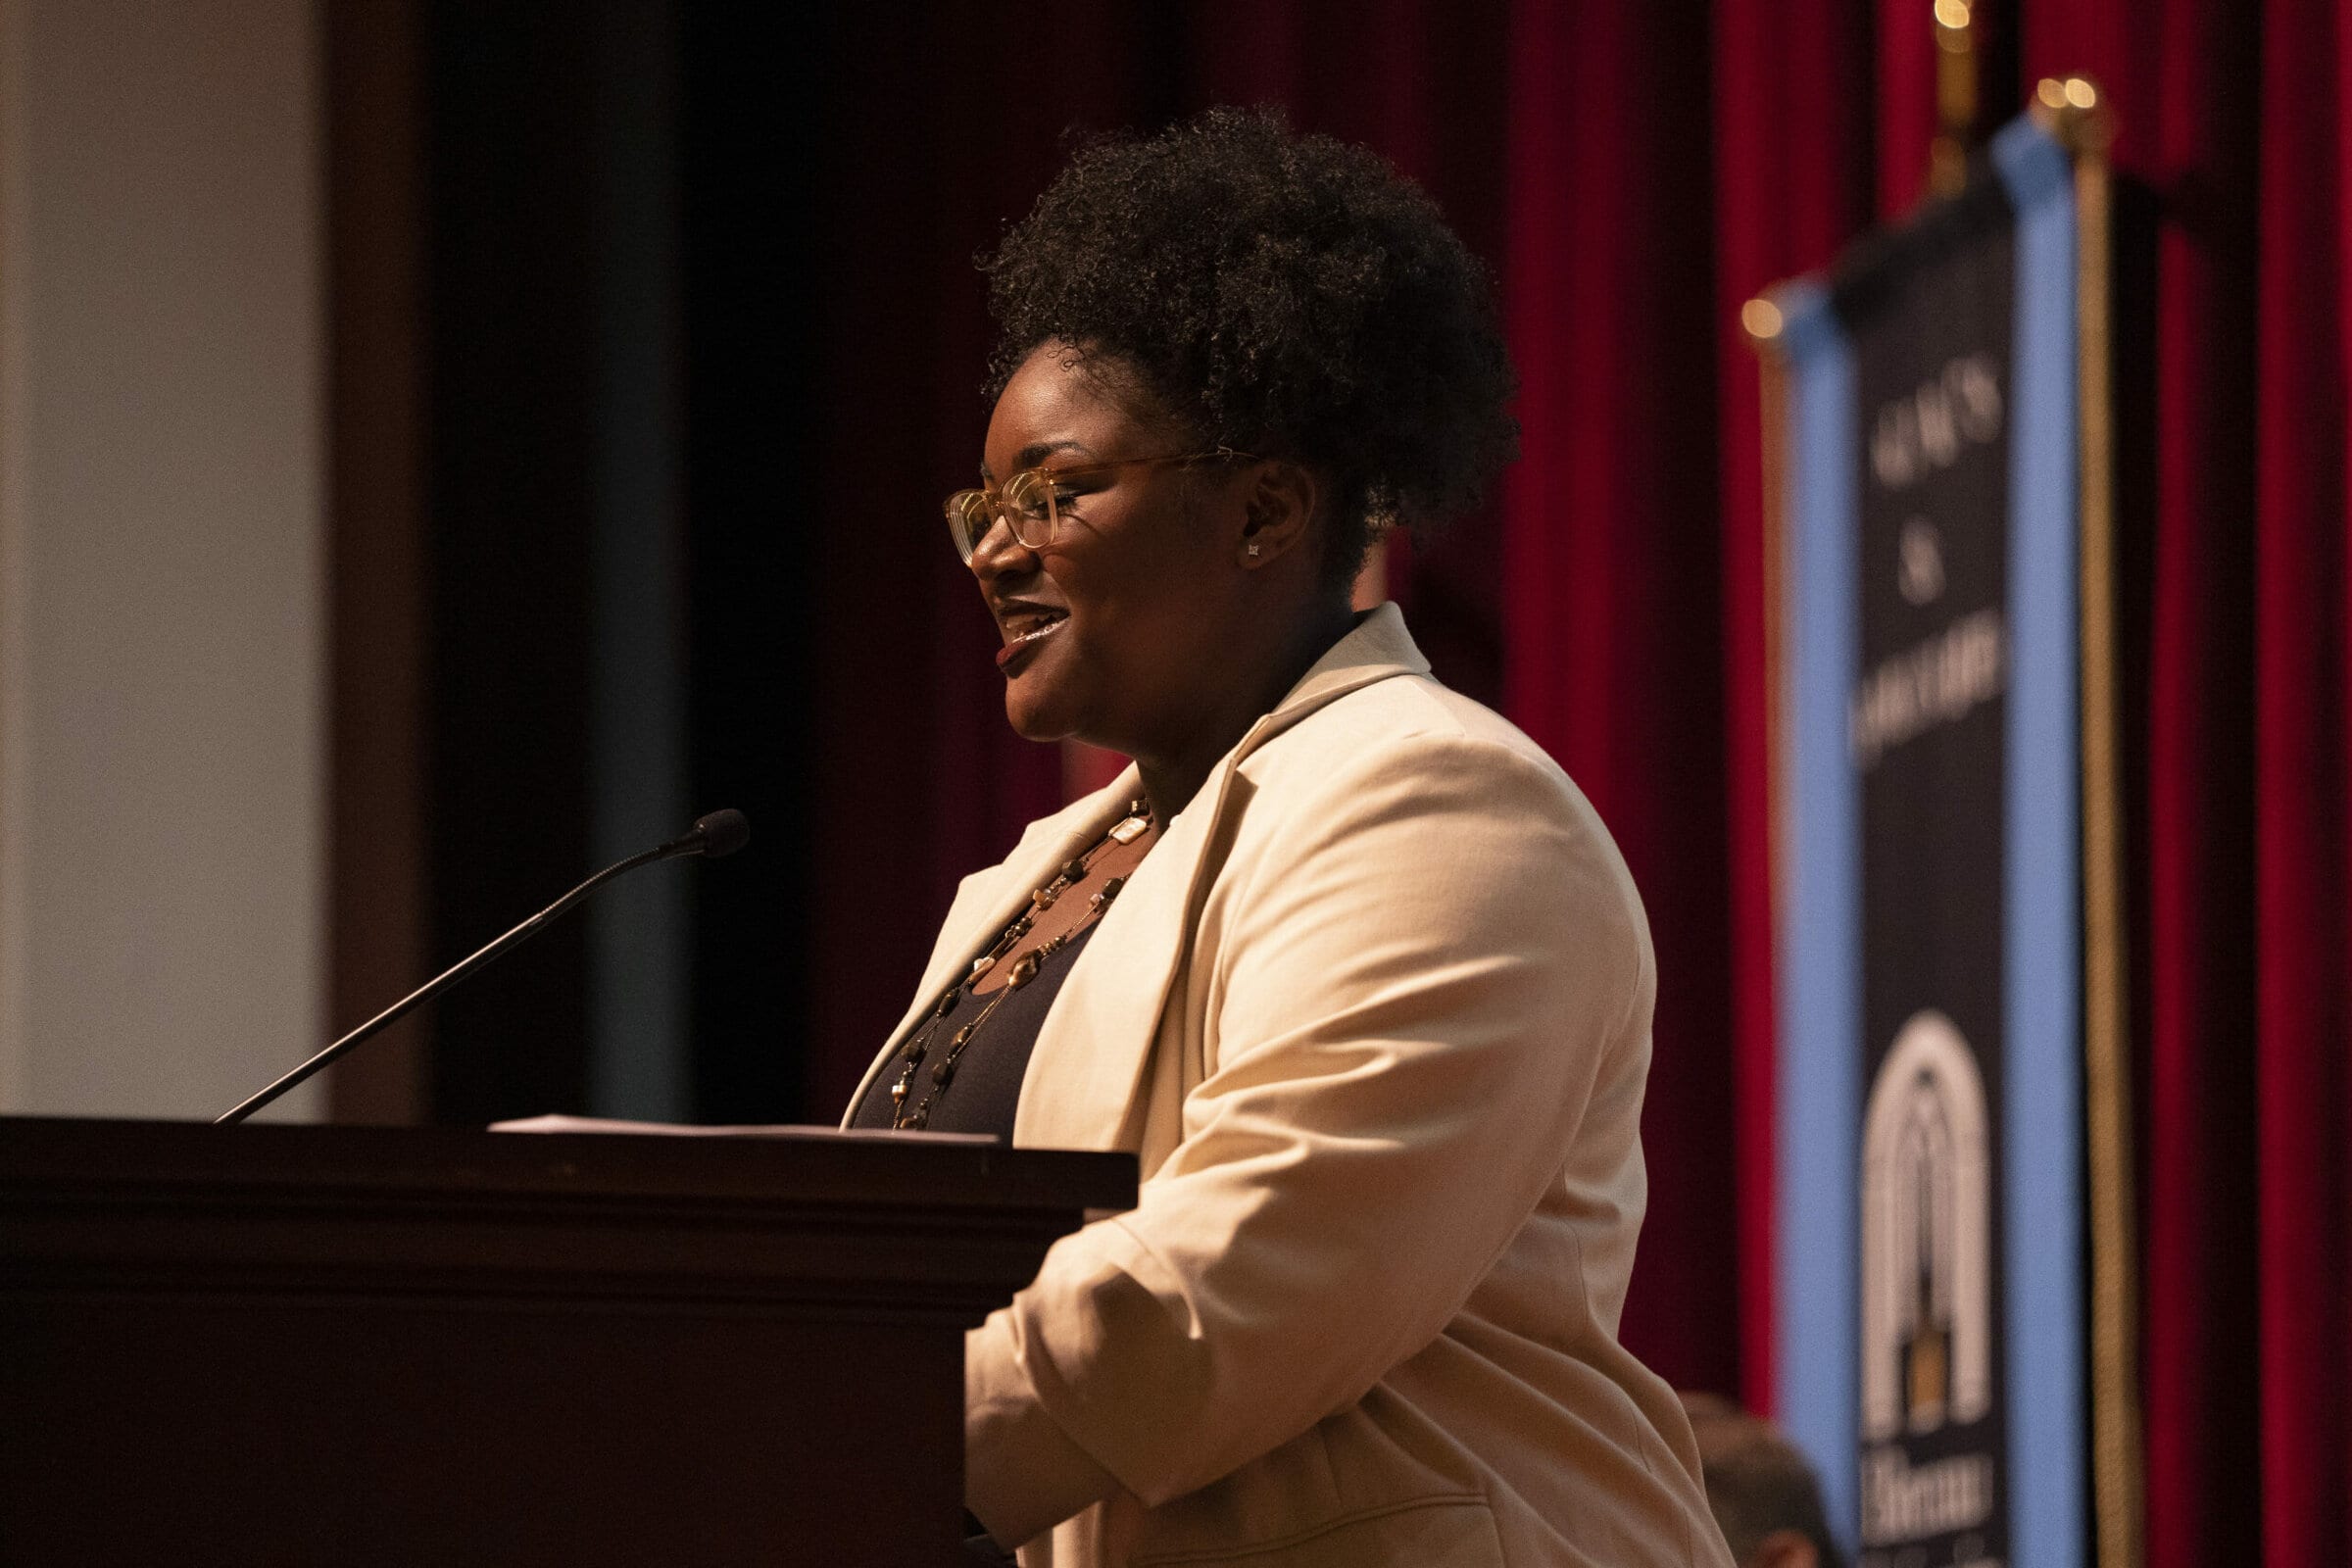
[785,9,2332,1560]
[333,6,2350,1561]
[785,16,2349,1561]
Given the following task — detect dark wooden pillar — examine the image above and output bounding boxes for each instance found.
[325,0,432,1124]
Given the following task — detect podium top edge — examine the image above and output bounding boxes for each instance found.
[0,1114,1139,1217]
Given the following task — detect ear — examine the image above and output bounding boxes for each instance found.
[1234,460,1320,569]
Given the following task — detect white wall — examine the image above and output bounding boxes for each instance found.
[0,0,324,1120]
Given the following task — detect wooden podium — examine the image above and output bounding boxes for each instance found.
[0,1116,1134,1566]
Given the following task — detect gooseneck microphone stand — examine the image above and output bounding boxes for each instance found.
[215,809,750,1125]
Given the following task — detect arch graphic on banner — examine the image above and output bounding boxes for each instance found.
[1861,1008,1992,1441]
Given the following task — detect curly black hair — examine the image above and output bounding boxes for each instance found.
[980,107,1518,587]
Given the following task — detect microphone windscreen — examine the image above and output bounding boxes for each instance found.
[693,808,751,859]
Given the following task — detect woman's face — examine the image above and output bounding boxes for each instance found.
[971,344,1248,759]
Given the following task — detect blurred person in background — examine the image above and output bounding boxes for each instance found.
[1681,1393,1849,1568]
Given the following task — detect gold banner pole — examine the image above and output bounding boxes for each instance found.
[1931,0,1981,198]
[1742,297,1791,915]
[2034,72,2142,1568]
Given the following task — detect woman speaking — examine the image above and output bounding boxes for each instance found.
[842,109,1729,1568]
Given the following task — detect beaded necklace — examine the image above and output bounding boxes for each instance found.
[886,798,1152,1130]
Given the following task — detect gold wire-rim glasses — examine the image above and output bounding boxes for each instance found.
[943,446,1257,564]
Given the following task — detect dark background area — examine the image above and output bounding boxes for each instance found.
[357,4,830,1126]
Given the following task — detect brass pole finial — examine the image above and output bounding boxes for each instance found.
[2033,75,2116,155]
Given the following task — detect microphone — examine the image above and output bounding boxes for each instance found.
[215,809,752,1125]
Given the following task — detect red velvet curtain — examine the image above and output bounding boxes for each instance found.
[2021,2,2352,1560]
[2248,3,2352,1558]
[1709,0,1880,1416]
[1501,1,1741,1400]
[807,6,2352,1552]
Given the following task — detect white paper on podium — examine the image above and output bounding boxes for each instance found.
[488,1113,998,1145]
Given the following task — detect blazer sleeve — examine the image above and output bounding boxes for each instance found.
[964,732,1653,1547]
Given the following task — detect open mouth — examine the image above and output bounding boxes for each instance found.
[996,608,1067,668]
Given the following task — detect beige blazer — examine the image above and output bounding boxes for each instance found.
[845,607,1730,1568]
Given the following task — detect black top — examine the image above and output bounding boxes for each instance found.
[848,921,1102,1139]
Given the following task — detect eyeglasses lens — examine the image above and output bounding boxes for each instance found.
[943,492,985,563]
[1001,470,1057,550]
[945,469,1067,563]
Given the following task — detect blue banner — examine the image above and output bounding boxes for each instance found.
[1772,117,2085,1568]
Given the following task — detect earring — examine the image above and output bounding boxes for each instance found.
[1247,542,1261,558]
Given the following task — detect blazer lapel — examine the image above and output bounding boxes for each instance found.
[1011,605,1432,1151]
[837,782,1135,1128]
[1011,760,1232,1152]
[847,605,1436,1141]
